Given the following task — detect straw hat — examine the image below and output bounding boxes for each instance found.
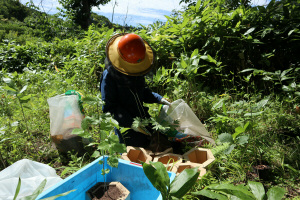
[105,33,155,76]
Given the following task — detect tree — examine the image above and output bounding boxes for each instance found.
[0,0,30,21]
[58,0,111,30]
[90,12,112,28]
[180,0,251,10]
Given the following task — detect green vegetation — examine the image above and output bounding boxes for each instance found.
[13,178,75,200]
[0,0,299,199]
[143,161,200,200]
[58,0,111,30]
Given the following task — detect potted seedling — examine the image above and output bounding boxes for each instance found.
[85,132,130,200]
[72,96,130,200]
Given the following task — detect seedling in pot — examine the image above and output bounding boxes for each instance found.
[72,96,128,199]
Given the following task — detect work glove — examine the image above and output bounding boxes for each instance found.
[160,98,172,106]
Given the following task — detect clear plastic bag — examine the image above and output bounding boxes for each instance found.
[0,159,62,200]
[47,94,85,153]
[158,99,215,145]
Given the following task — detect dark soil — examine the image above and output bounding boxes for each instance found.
[93,185,121,200]
[87,183,124,200]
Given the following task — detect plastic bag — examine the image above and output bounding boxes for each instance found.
[47,94,85,153]
[158,99,215,145]
[0,159,62,200]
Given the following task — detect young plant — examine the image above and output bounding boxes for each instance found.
[13,178,75,200]
[2,76,33,136]
[132,116,179,137]
[193,181,286,200]
[71,95,127,178]
[142,161,200,200]
[2,75,39,155]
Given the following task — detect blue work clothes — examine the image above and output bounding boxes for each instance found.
[100,66,163,128]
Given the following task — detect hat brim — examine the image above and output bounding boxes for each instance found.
[106,33,154,76]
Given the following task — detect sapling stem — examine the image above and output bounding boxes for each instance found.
[17,96,39,156]
[0,150,6,169]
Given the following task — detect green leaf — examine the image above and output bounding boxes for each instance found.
[236,136,249,145]
[81,117,95,130]
[181,17,189,29]
[22,105,31,109]
[11,121,19,127]
[208,183,254,198]
[167,27,179,33]
[170,167,200,198]
[180,59,188,68]
[151,161,170,187]
[283,164,300,174]
[107,155,119,168]
[101,168,110,175]
[21,179,47,200]
[240,68,256,73]
[248,181,265,200]
[65,75,76,84]
[200,54,217,64]
[2,77,12,84]
[192,189,228,200]
[91,150,100,158]
[98,141,110,151]
[255,98,269,110]
[19,99,30,104]
[19,85,28,94]
[266,187,286,200]
[229,188,255,200]
[111,143,126,154]
[108,134,120,144]
[72,128,84,135]
[288,29,295,36]
[13,177,21,200]
[105,28,114,39]
[222,103,227,115]
[61,167,77,177]
[142,162,168,197]
[3,86,17,93]
[218,133,233,144]
[280,68,293,78]
[243,122,251,132]
[282,85,292,92]
[100,130,108,140]
[40,190,75,200]
[20,94,33,101]
[120,128,130,134]
[244,111,263,117]
[191,49,199,58]
[244,27,255,35]
[224,144,236,154]
[195,0,201,10]
[232,126,244,139]
[82,96,98,104]
[212,99,225,110]
[235,126,244,134]
[89,66,95,75]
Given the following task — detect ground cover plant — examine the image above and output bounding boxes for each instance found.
[0,0,299,199]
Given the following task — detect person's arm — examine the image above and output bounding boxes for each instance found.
[101,70,134,127]
[143,87,163,103]
[143,87,171,105]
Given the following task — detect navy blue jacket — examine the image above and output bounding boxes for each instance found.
[100,66,162,127]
